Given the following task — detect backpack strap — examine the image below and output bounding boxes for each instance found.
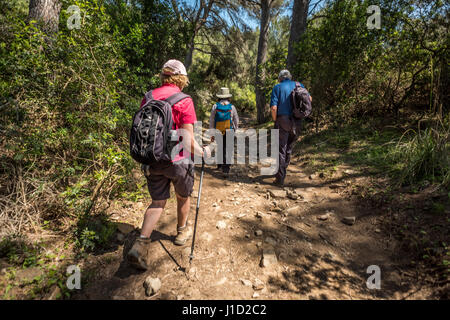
[216,103,232,111]
[165,92,191,107]
[144,90,154,103]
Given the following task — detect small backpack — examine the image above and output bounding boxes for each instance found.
[214,103,233,134]
[291,82,312,119]
[130,90,190,165]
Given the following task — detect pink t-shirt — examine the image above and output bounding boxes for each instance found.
[140,83,197,162]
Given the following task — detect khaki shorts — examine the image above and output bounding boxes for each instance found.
[142,161,194,200]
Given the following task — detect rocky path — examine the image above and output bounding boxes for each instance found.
[73,121,435,300]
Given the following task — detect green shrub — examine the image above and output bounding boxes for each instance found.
[390,123,449,187]
[74,214,116,252]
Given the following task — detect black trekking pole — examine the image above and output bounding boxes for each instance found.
[189,158,205,265]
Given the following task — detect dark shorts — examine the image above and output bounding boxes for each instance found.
[141,161,194,200]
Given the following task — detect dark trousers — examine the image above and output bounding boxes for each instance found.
[274,116,302,182]
[218,131,232,173]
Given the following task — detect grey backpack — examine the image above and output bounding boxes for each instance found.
[291,82,312,119]
[129,91,189,165]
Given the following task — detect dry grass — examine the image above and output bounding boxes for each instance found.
[0,161,64,238]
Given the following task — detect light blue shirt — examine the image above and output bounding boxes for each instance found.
[270,79,305,116]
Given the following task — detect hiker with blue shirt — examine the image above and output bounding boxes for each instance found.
[270,70,312,186]
[209,87,239,176]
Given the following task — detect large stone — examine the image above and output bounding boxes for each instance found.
[240,279,252,287]
[286,190,298,200]
[317,212,333,221]
[252,278,265,290]
[254,230,263,236]
[342,216,356,225]
[286,206,301,215]
[268,189,287,199]
[144,277,161,296]
[260,246,278,268]
[216,220,227,229]
[116,222,135,234]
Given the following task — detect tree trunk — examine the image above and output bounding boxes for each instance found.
[182,0,215,71]
[184,36,196,71]
[255,0,270,124]
[28,0,62,34]
[286,0,309,71]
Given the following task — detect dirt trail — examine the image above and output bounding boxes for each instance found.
[74,119,436,300]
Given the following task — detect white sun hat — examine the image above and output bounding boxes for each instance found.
[162,59,188,76]
[216,87,232,99]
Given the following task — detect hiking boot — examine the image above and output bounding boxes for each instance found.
[127,237,152,270]
[174,223,192,246]
[274,177,284,187]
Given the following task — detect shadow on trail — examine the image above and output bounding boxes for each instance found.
[158,239,185,273]
[73,118,445,299]
[230,198,417,299]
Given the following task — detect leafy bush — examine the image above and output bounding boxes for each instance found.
[0,0,151,236]
[390,122,449,187]
[74,214,116,252]
[293,0,448,121]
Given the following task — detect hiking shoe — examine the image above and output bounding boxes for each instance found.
[274,178,284,187]
[127,237,152,270]
[174,223,192,246]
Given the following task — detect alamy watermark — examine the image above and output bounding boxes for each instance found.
[67,5,81,30]
[367,5,381,30]
[66,265,81,290]
[170,122,279,175]
[366,265,381,289]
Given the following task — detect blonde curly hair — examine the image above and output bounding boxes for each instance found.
[160,67,190,90]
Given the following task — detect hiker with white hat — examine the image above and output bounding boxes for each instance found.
[209,87,239,176]
[127,59,213,270]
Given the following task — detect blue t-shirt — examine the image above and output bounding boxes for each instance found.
[270,79,305,116]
